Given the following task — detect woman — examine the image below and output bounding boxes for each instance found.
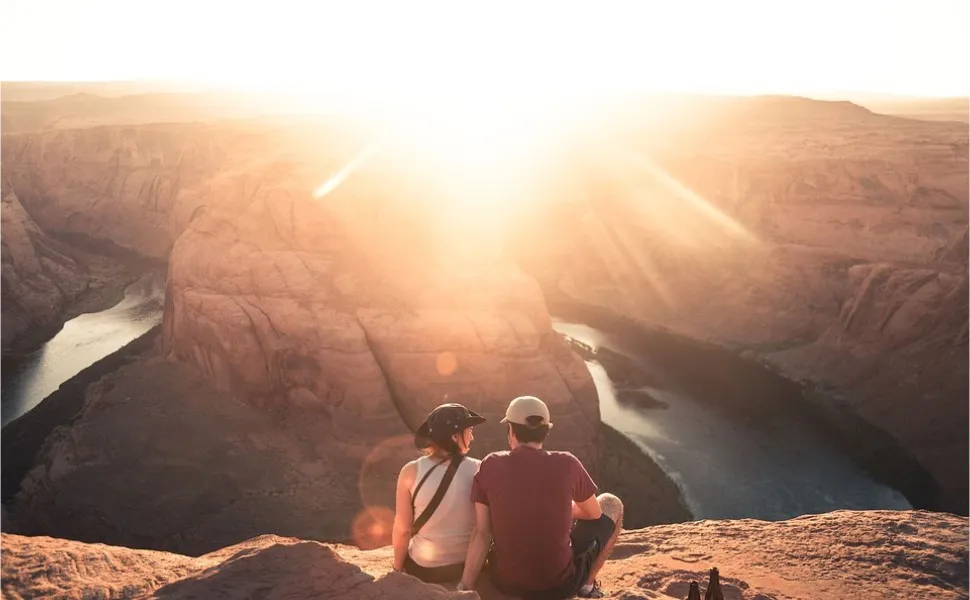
[392,403,486,583]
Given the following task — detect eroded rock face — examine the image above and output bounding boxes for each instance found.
[1,186,87,350]
[11,356,358,555]
[6,343,675,554]
[3,510,967,600]
[514,109,969,513]
[0,119,376,260]
[1,124,253,259]
[160,152,600,467]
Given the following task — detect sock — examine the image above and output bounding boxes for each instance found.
[580,583,594,595]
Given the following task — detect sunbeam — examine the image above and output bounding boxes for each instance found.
[313,138,387,200]
[613,148,757,243]
[581,205,675,308]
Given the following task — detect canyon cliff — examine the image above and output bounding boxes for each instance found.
[3,510,967,599]
[513,101,969,513]
[2,123,267,259]
[1,184,135,352]
[1,187,85,349]
[5,140,634,555]
[158,147,601,464]
[1,94,965,563]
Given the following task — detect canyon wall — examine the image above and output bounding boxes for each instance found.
[1,187,87,349]
[0,183,139,353]
[159,153,600,465]
[515,104,969,513]
[4,97,965,524]
[0,118,374,259]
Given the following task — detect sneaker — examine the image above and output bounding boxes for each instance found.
[577,580,606,598]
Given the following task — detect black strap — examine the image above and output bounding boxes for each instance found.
[411,455,464,536]
[411,458,447,509]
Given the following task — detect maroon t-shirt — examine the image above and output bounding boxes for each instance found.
[470,445,597,592]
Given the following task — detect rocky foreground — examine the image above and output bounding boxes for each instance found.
[2,510,966,600]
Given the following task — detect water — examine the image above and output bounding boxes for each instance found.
[1,273,166,427]
[0,279,911,518]
[553,320,911,521]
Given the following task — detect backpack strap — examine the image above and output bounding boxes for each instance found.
[411,454,464,536]
[411,458,447,509]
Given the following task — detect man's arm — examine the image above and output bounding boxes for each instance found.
[391,462,416,571]
[572,493,603,521]
[570,455,602,521]
[459,502,492,589]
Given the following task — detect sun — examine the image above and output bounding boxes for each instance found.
[308,75,587,258]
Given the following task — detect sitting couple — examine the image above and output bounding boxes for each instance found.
[392,395,624,599]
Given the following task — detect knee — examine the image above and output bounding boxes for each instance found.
[597,493,624,524]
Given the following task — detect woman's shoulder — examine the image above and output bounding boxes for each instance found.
[399,456,423,481]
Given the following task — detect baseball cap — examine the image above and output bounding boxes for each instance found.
[415,403,487,449]
[500,395,553,428]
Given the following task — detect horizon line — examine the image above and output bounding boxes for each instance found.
[2,79,968,102]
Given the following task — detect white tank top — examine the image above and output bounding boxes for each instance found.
[408,455,480,568]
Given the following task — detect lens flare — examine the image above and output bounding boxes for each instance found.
[351,506,395,550]
[436,351,458,377]
[356,433,416,531]
[313,138,387,200]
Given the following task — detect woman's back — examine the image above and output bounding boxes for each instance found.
[408,455,480,567]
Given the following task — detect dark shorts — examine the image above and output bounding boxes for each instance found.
[491,514,616,600]
[403,554,465,584]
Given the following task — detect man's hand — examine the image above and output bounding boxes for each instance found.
[459,502,492,590]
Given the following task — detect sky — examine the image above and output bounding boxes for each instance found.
[2,0,968,99]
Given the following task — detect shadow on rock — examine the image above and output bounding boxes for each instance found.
[151,537,468,599]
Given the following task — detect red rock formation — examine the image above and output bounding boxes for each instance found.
[1,186,87,349]
[0,118,377,260]
[6,347,676,556]
[0,533,467,600]
[514,107,969,513]
[10,356,359,554]
[2,510,966,599]
[0,91,277,134]
[1,124,258,259]
[160,151,600,465]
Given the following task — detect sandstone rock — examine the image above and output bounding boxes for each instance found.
[935,226,969,266]
[160,150,600,469]
[2,124,251,259]
[2,510,966,599]
[0,91,276,134]
[1,185,87,349]
[0,533,470,600]
[6,346,680,555]
[0,118,374,260]
[11,356,357,555]
[514,108,969,514]
[601,509,969,600]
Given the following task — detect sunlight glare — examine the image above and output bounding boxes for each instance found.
[313,139,387,200]
[615,149,756,243]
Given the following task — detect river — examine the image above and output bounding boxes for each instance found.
[553,320,912,521]
[0,274,912,519]
[1,272,166,427]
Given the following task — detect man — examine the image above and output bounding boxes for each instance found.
[458,396,624,598]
